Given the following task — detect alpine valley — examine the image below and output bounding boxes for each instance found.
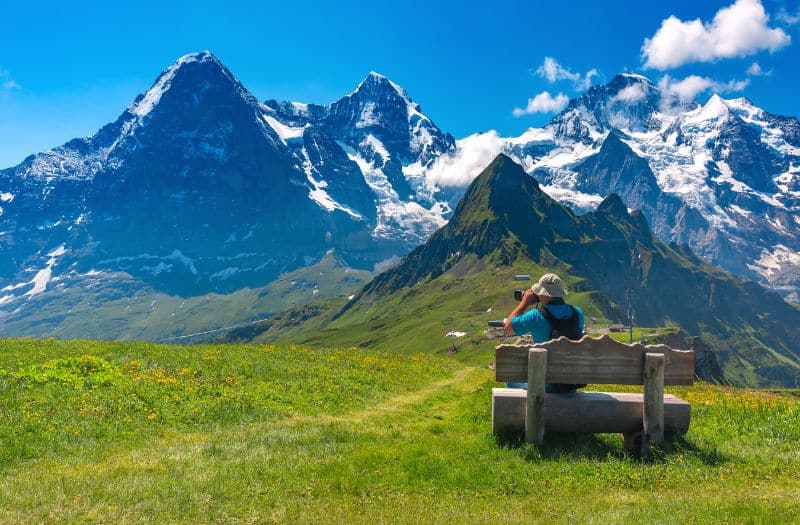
[1,52,799,386]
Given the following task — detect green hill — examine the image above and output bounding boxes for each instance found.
[246,155,800,387]
[0,249,372,343]
[1,338,798,523]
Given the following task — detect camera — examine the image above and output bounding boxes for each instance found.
[514,289,539,302]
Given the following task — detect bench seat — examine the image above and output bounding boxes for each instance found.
[492,388,691,437]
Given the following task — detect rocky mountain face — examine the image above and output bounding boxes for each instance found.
[429,73,800,302]
[0,53,454,313]
[361,155,800,387]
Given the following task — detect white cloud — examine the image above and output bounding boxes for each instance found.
[424,131,506,187]
[535,57,598,91]
[776,7,800,25]
[658,74,749,102]
[579,68,599,91]
[611,83,648,104]
[513,91,569,116]
[746,61,772,76]
[0,69,20,92]
[642,0,791,70]
[537,56,579,83]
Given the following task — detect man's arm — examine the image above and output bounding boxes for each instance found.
[503,289,538,335]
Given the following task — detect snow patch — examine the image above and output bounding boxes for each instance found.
[299,148,364,220]
[342,145,447,241]
[210,267,242,280]
[141,262,172,276]
[262,114,306,143]
[166,250,197,275]
[446,331,467,338]
[356,102,380,128]
[362,134,390,162]
[290,101,309,114]
[747,245,800,281]
[25,245,66,297]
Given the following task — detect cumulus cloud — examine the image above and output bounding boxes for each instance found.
[642,0,790,70]
[537,57,578,83]
[424,131,506,187]
[512,91,569,116]
[658,74,749,102]
[0,69,20,92]
[610,83,648,104]
[746,61,772,76]
[536,57,598,91]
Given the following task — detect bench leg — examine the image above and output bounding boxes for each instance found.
[643,352,666,448]
[526,349,547,446]
[623,431,647,458]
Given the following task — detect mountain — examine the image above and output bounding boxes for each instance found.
[0,52,453,330]
[426,73,800,302]
[249,155,800,387]
[2,54,798,344]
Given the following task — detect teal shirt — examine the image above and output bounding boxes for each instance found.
[511,303,585,342]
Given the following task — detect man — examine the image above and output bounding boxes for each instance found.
[503,273,585,393]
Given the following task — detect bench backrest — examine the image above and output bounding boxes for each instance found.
[495,335,694,385]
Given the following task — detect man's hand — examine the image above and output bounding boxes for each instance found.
[503,317,514,335]
[504,289,537,335]
[503,288,539,335]
[521,289,538,306]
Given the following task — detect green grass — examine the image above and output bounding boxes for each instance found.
[604,326,682,344]
[255,254,612,367]
[2,338,799,523]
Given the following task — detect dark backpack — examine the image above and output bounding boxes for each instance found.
[538,305,582,341]
[539,304,586,391]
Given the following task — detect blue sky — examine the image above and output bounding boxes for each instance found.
[1,0,800,168]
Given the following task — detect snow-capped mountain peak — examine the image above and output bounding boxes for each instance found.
[692,93,731,122]
[420,72,800,301]
[350,71,410,101]
[127,50,258,121]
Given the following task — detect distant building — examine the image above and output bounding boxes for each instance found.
[513,274,531,281]
[609,324,626,333]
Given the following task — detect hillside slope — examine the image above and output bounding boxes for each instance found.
[251,155,800,387]
[0,250,371,342]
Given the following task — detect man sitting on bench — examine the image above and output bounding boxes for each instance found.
[503,273,586,393]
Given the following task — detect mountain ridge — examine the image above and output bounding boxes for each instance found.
[269,155,800,387]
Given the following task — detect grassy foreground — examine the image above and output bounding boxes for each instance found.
[1,339,799,523]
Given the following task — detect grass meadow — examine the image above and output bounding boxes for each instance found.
[1,338,798,523]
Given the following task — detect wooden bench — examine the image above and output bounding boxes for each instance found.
[492,335,694,456]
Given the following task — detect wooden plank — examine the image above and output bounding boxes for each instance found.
[495,335,694,385]
[491,389,691,436]
[526,349,547,446]
[643,352,666,448]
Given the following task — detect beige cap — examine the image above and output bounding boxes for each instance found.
[531,273,566,298]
